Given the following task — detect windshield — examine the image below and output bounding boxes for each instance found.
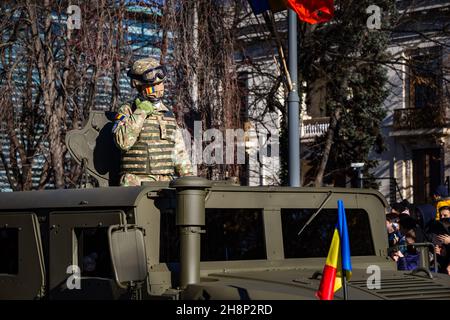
[281,208,375,258]
[160,208,266,262]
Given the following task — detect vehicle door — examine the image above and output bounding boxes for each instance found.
[48,210,129,299]
[0,212,46,299]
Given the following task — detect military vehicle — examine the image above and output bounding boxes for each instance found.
[1,111,450,300]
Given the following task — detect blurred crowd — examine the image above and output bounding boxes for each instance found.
[386,185,450,274]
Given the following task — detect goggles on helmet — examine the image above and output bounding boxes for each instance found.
[128,65,167,84]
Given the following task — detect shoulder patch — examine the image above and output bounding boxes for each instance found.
[112,113,127,133]
[115,113,127,122]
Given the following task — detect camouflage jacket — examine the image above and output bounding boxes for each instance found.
[112,99,193,177]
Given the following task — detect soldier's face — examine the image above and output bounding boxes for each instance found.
[153,82,164,98]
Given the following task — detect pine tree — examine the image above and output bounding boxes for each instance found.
[295,0,397,187]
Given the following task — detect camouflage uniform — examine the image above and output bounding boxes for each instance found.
[113,100,193,186]
[113,58,193,186]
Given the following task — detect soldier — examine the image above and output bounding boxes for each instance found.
[113,57,194,186]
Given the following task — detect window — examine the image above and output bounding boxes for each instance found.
[281,209,375,258]
[160,208,266,262]
[237,72,249,123]
[407,48,441,109]
[74,228,113,278]
[412,148,443,204]
[159,209,178,263]
[0,228,19,274]
[201,209,266,261]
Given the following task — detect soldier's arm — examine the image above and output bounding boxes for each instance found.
[113,103,147,151]
[173,126,194,176]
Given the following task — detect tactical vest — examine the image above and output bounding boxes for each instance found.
[121,110,177,176]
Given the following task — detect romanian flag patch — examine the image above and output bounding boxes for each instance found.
[115,113,126,121]
[112,113,127,133]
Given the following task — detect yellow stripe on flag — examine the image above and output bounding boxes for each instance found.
[324,228,352,293]
[325,229,341,291]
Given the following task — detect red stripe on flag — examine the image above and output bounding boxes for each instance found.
[316,264,337,300]
[286,0,334,24]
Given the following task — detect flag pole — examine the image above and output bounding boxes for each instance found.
[339,201,349,300]
[341,267,348,300]
[288,8,300,187]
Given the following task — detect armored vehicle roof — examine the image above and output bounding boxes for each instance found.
[0,186,152,210]
[0,184,388,211]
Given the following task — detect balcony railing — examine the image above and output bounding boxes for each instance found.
[301,117,330,139]
[396,0,450,13]
[393,106,448,131]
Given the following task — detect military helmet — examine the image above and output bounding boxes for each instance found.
[127,57,167,88]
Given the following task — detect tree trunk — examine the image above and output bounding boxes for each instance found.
[314,107,341,187]
[111,1,124,111]
[27,0,65,188]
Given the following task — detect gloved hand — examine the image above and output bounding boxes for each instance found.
[135,98,154,116]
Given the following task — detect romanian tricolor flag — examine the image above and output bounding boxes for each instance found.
[316,200,352,300]
[248,0,334,24]
[145,86,156,95]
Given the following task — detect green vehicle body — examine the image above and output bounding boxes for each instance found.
[0,111,450,300]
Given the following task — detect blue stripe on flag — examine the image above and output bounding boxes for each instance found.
[337,199,352,273]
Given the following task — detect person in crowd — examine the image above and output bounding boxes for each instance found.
[433,185,450,221]
[432,185,449,203]
[439,206,450,220]
[413,204,436,243]
[436,215,450,244]
[390,201,410,216]
[386,213,401,247]
[429,214,450,274]
[399,214,425,246]
[391,229,420,271]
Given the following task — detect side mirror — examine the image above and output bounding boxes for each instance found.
[108,225,148,289]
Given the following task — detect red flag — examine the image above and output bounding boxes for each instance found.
[285,0,334,24]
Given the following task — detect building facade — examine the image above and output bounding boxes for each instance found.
[371,0,450,205]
